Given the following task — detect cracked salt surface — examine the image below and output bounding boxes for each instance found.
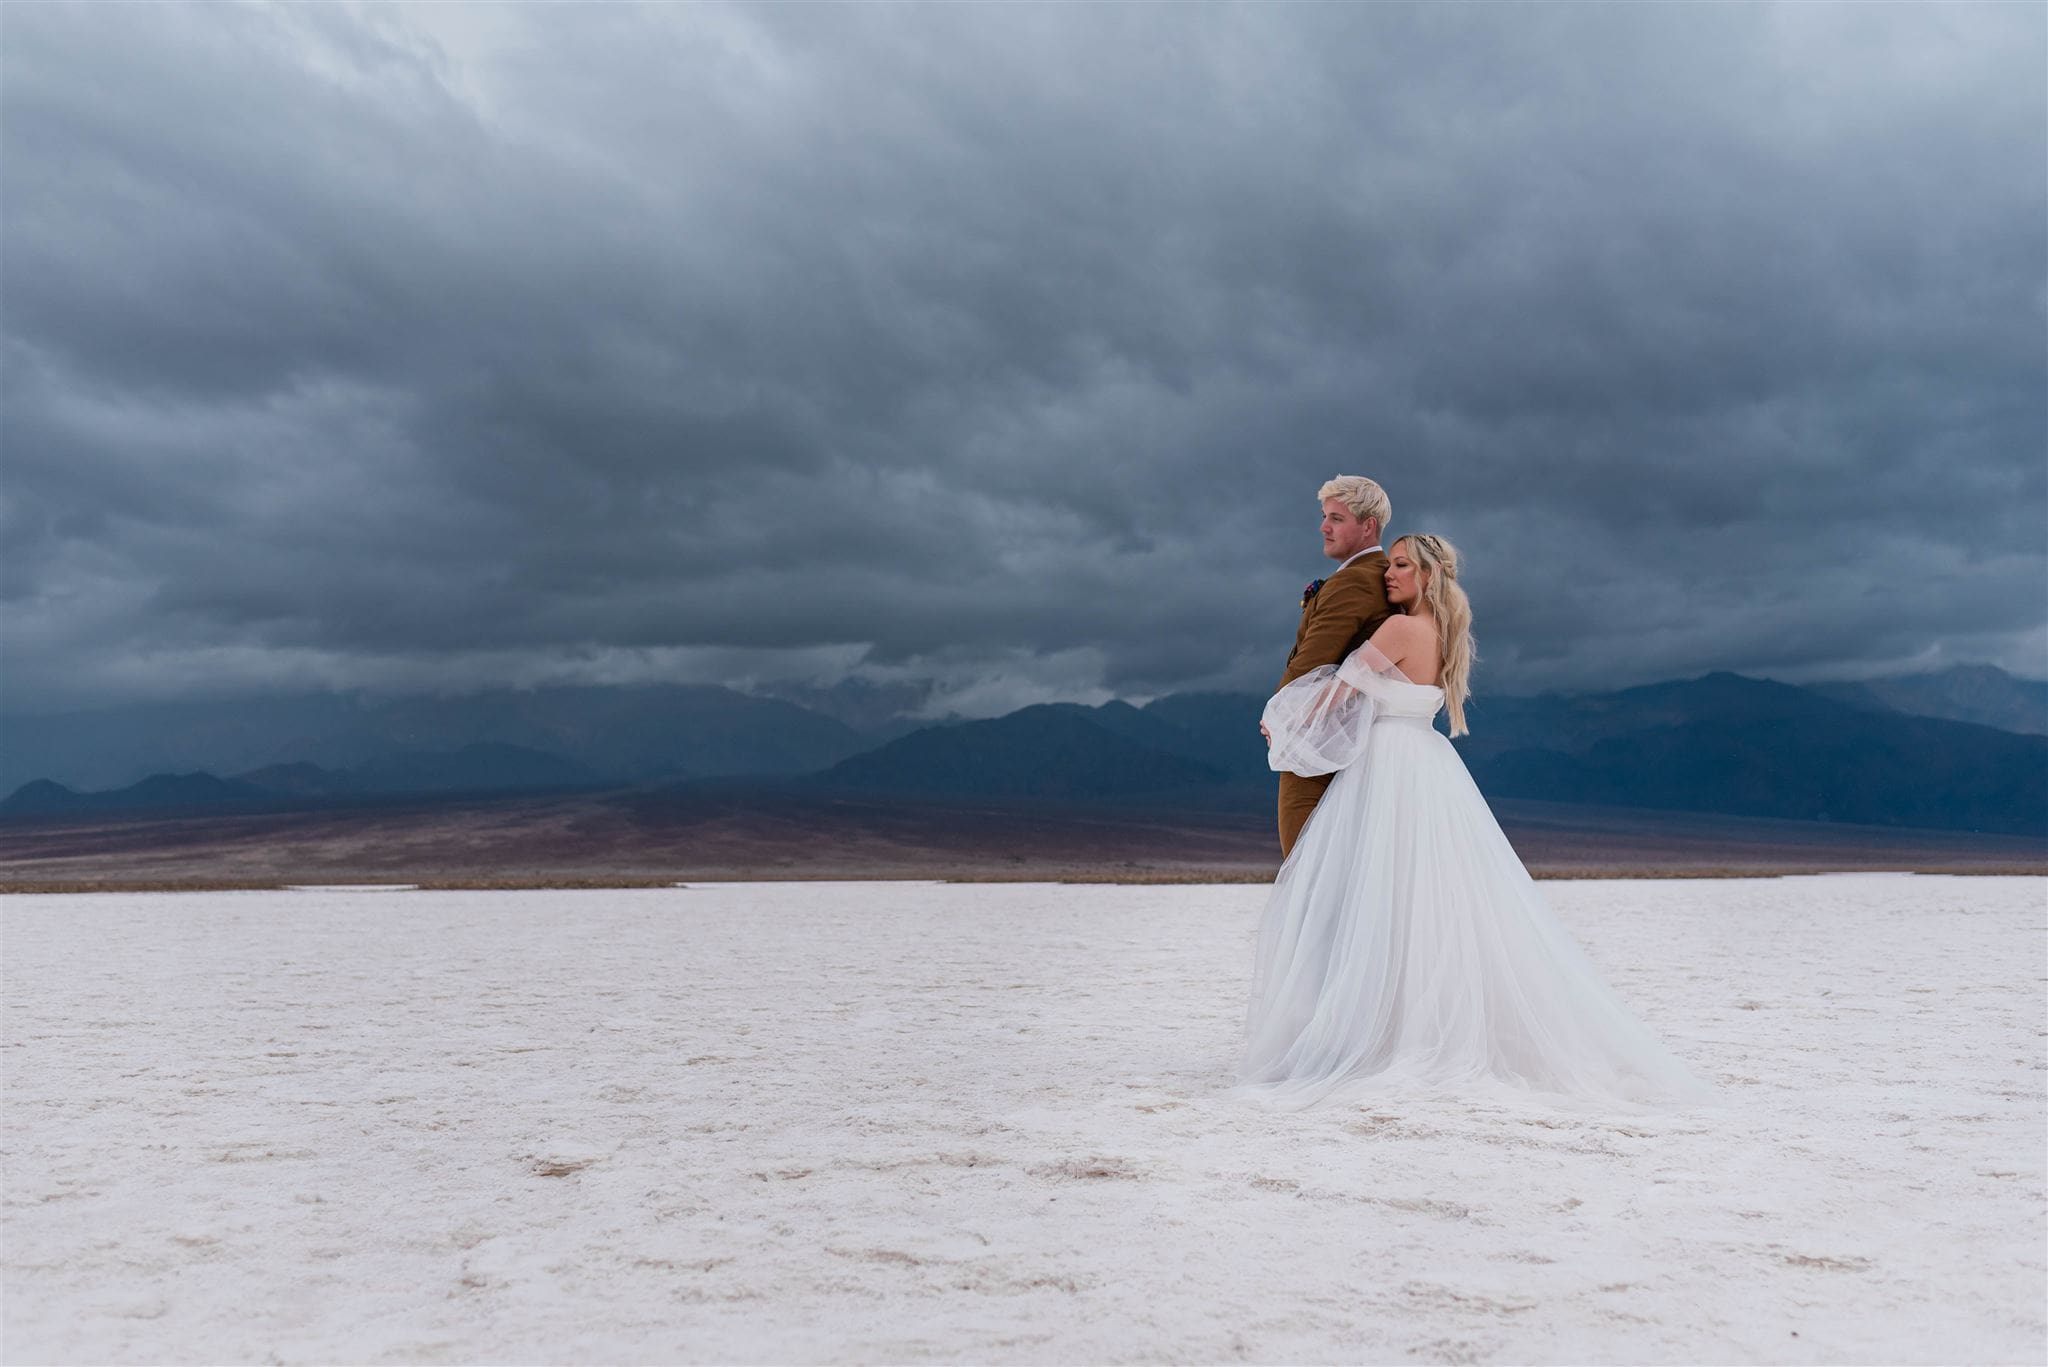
[3,876,2042,1364]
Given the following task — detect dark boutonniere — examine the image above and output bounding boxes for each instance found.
[1301,578,1325,607]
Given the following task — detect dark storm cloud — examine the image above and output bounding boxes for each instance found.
[3,3,2042,715]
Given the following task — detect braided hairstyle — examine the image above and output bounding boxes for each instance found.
[1392,534,1476,736]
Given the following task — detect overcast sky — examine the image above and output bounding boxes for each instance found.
[4,3,2043,717]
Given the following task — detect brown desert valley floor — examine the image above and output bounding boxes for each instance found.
[1,786,2041,891]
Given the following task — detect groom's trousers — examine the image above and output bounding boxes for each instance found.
[1278,771,1334,859]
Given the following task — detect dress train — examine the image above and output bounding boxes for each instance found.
[1236,643,1714,1110]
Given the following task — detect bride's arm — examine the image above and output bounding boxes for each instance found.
[1262,660,1380,776]
[1263,670,1357,746]
[1269,614,1437,769]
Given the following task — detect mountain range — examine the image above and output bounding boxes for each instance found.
[0,685,869,795]
[4,664,2043,838]
[0,742,606,815]
[1450,673,2042,834]
[1810,664,2047,736]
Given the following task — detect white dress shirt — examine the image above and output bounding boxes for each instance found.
[1334,544,1383,573]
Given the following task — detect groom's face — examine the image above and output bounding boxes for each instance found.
[1320,498,1377,561]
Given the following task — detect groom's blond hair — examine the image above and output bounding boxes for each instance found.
[1317,476,1390,537]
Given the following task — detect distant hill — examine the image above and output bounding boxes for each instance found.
[234,744,603,798]
[0,684,869,793]
[343,742,602,794]
[0,743,606,817]
[1140,692,1273,780]
[235,761,356,796]
[1456,673,2045,835]
[813,705,1229,799]
[0,779,93,814]
[807,672,2046,838]
[1,772,274,816]
[743,675,940,739]
[0,695,371,796]
[5,667,2042,839]
[1810,664,2048,736]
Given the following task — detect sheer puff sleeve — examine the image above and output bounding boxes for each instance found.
[1262,641,1408,777]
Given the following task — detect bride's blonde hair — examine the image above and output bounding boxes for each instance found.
[1393,534,1476,736]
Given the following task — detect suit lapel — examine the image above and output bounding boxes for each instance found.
[1299,553,1382,624]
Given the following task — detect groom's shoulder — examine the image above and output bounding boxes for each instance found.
[1325,553,1389,594]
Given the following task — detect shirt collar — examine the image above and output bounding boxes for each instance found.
[1336,544,1383,572]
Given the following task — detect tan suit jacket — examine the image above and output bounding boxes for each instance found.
[1275,550,1393,857]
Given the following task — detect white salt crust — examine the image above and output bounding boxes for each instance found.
[3,876,2042,1364]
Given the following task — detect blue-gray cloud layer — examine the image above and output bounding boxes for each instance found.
[4,3,2043,714]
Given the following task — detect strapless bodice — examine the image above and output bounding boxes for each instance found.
[1355,668,1445,722]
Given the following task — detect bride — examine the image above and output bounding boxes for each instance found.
[1236,533,1714,1109]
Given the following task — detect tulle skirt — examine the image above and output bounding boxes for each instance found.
[1235,715,1715,1111]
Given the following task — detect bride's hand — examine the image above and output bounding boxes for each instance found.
[1260,722,1271,747]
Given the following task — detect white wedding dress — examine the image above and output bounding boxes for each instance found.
[1236,641,1714,1110]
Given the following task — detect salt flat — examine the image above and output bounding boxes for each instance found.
[3,876,2042,1365]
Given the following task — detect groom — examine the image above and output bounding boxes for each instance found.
[1268,476,1395,857]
